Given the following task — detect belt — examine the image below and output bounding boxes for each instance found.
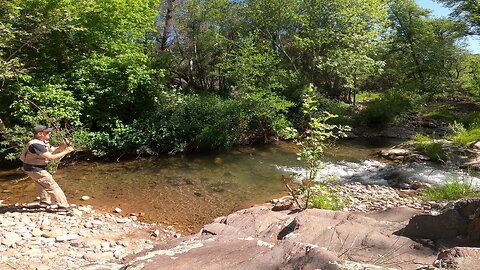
[23,163,48,171]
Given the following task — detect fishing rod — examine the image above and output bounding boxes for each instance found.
[13,92,61,131]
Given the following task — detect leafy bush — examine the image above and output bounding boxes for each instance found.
[311,183,348,210]
[0,125,31,160]
[168,94,249,152]
[9,81,83,127]
[69,52,160,130]
[282,84,350,209]
[316,95,354,125]
[414,141,446,162]
[358,91,421,128]
[422,176,479,201]
[125,91,250,153]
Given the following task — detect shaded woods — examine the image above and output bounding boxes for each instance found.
[1,0,479,160]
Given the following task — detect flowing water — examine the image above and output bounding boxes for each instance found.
[1,138,479,233]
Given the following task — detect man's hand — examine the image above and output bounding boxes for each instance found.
[63,138,71,146]
[65,146,74,153]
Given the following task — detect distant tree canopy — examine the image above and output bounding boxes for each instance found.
[0,0,477,158]
[437,0,480,34]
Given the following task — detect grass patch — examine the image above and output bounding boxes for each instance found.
[415,142,446,162]
[422,177,480,201]
[412,133,432,143]
[412,134,447,162]
[356,91,381,102]
[447,128,480,146]
[311,182,349,210]
[424,109,480,129]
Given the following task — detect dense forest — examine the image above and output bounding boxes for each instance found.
[0,0,479,160]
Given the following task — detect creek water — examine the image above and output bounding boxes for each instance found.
[1,138,478,233]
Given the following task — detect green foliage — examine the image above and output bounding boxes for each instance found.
[293,0,388,99]
[311,182,349,210]
[383,0,468,95]
[218,38,295,139]
[447,128,480,146]
[315,95,354,125]
[422,176,479,201]
[358,91,421,128]
[1,0,478,161]
[437,0,480,35]
[69,52,160,130]
[412,133,432,143]
[460,55,480,96]
[122,91,251,154]
[416,142,447,162]
[9,81,83,127]
[356,92,382,102]
[0,126,31,160]
[167,94,249,152]
[283,84,350,209]
[425,109,480,129]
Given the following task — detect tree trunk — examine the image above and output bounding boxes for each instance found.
[159,0,175,53]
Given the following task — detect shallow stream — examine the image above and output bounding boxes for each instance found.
[1,138,478,233]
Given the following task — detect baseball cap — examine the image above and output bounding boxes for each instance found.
[33,125,53,134]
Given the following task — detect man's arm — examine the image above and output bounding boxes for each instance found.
[52,138,71,154]
[40,146,74,161]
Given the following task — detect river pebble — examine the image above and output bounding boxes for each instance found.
[0,204,177,269]
[334,182,433,212]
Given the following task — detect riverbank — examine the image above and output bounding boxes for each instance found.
[0,203,179,270]
[1,182,438,270]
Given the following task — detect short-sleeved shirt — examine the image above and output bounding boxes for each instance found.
[23,143,49,172]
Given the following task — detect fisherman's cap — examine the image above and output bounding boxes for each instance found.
[33,125,53,134]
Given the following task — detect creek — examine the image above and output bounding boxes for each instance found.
[1,138,479,233]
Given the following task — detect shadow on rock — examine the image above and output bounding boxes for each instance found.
[396,198,480,245]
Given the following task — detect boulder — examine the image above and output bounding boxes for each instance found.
[400,198,480,243]
[123,206,436,269]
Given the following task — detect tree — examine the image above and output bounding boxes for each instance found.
[158,0,176,53]
[436,0,480,34]
[382,0,468,95]
[283,84,349,209]
[292,0,389,100]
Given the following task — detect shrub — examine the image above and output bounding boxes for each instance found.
[448,128,480,146]
[414,141,446,162]
[358,91,421,128]
[131,92,252,154]
[316,95,354,125]
[282,84,350,209]
[169,94,249,151]
[311,183,348,210]
[422,176,479,201]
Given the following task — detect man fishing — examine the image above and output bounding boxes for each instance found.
[20,125,74,209]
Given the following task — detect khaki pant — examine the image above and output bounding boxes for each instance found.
[25,170,69,207]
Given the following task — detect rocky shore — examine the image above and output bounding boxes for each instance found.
[0,203,178,270]
[0,182,433,270]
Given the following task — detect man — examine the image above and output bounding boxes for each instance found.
[20,125,74,209]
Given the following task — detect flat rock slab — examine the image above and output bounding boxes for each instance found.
[123,206,437,270]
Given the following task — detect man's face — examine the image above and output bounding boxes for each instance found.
[42,131,51,140]
[36,131,51,140]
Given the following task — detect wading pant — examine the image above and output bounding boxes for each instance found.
[25,170,69,207]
